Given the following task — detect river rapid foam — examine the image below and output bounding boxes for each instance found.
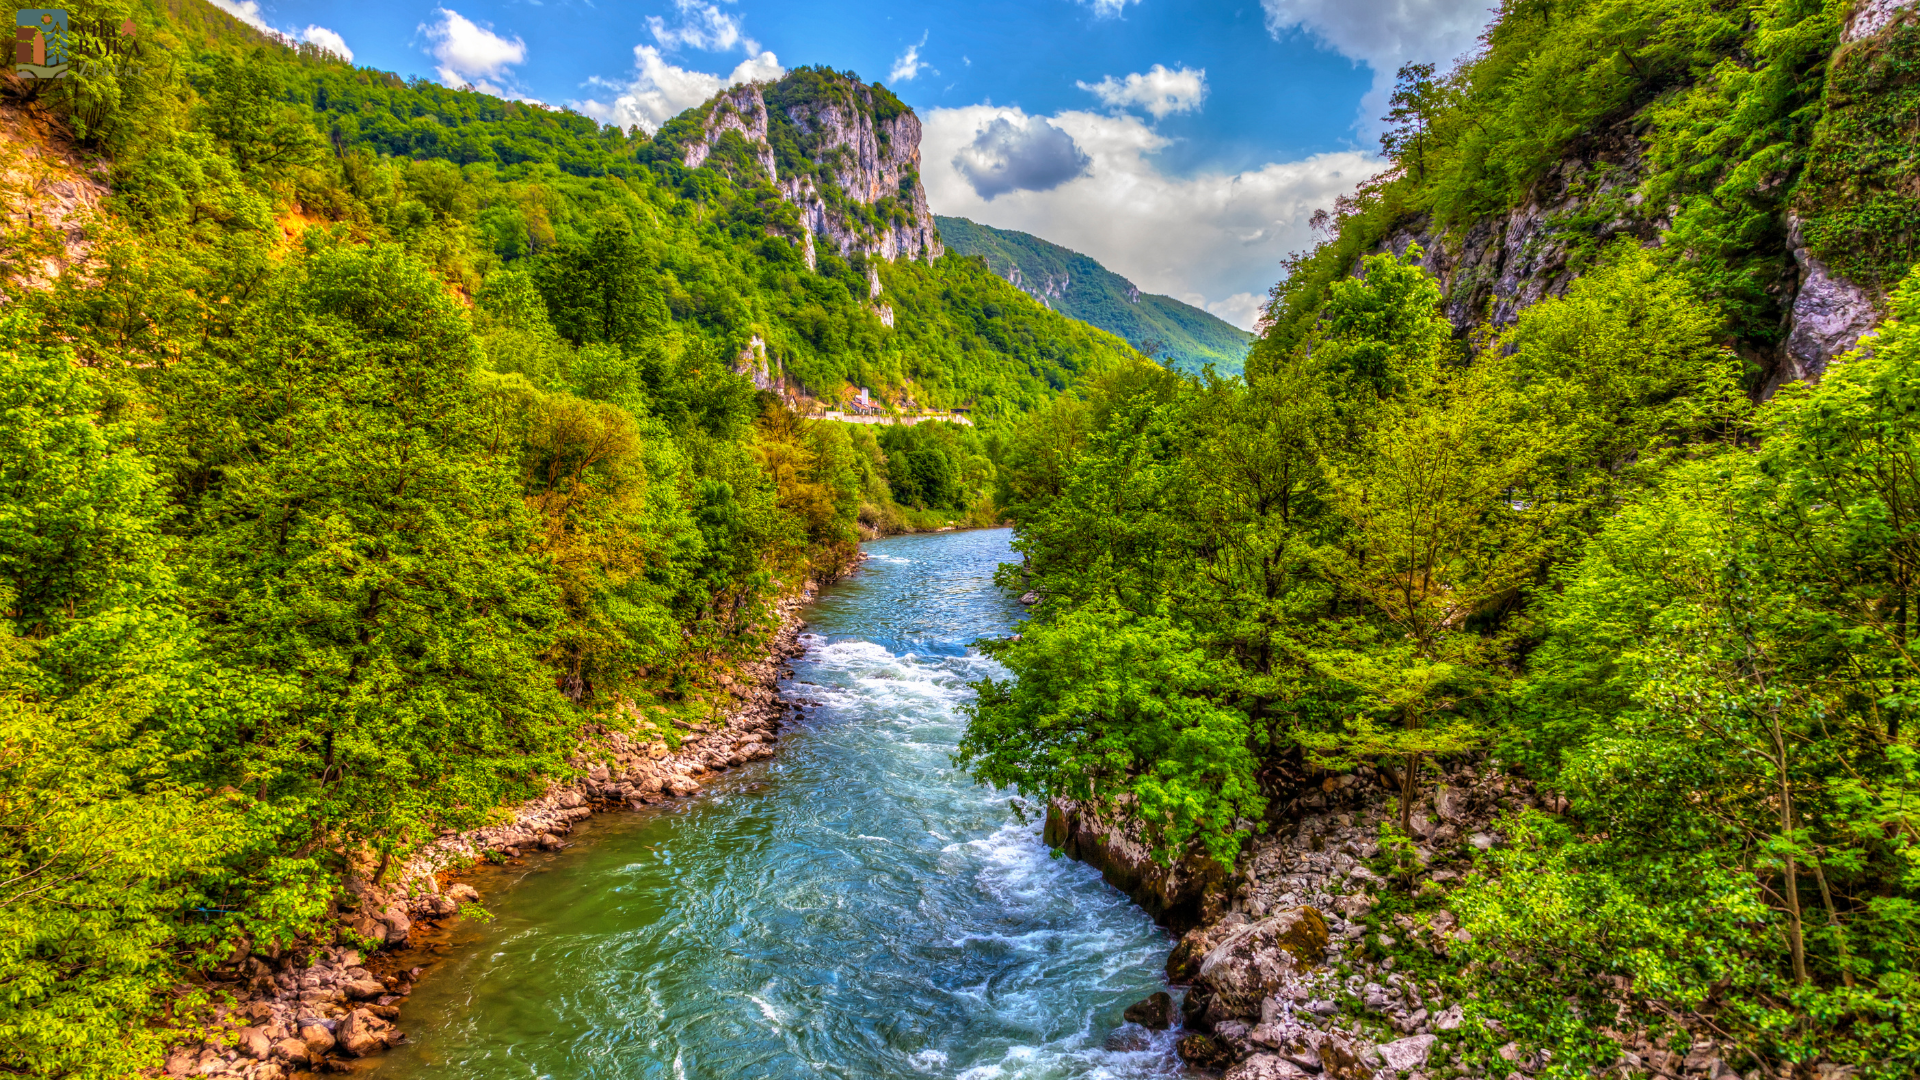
[371,529,1183,1080]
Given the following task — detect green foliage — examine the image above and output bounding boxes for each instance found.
[0,677,239,1080]
[1450,267,1920,1072]
[1797,16,1920,287]
[876,421,990,512]
[1280,0,1851,351]
[0,315,190,1080]
[959,600,1263,866]
[0,310,164,635]
[0,5,1146,1071]
[971,230,1903,1066]
[162,244,575,854]
[963,0,1919,1064]
[1452,813,1773,1077]
[1642,0,1841,343]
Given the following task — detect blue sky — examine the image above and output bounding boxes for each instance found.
[214,0,1494,327]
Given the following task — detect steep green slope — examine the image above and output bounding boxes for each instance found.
[969,0,1920,1074]
[262,63,1142,420]
[0,4,1160,1075]
[936,215,1252,375]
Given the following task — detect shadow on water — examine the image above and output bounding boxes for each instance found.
[366,528,1185,1080]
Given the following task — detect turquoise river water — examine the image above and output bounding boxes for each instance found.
[368,528,1184,1080]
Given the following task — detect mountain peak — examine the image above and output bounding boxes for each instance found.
[652,68,941,268]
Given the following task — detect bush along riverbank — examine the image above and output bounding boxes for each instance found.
[957,0,1920,1071]
[1076,759,1821,1080]
[0,8,1150,1072]
[151,591,812,1079]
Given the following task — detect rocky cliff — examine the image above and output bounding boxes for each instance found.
[1368,0,1917,394]
[1375,116,1657,344]
[657,68,942,267]
[1072,760,1820,1080]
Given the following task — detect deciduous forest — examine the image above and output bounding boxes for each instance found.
[964,0,1920,1072]
[8,0,1920,1075]
[0,1,1142,1073]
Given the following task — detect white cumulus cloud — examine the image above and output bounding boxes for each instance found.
[575,46,785,134]
[925,105,1383,330]
[207,0,269,31]
[420,8,526,95]
[1083,0,1142,15]
[1261,0,1493,127]
[1207,293,1269,331]
[890,33,928,83]
[299,25,352,62]
[1077,64,1207,119]
[206,0,351,63]
[648,0,755,53]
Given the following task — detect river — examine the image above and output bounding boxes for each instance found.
[369,528,1184,1080]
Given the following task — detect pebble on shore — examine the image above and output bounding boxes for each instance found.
[161,588,815,1078]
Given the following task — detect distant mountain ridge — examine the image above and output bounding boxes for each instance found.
[935,216,1252,375]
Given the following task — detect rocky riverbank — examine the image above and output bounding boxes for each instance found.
[1072,761,1811,1080]
[158,588,816,1080]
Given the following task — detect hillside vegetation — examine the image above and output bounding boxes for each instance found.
[937,214,1254,375]
[0,1,1147,1074]
[966,0,1920,1073]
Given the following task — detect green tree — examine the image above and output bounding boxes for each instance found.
[536,218,669,350]
[959,600,1264,866]
[1379,62,1447,180]
[170,244,572,865]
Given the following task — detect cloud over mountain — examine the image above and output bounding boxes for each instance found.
[925,104,1381,329]
[420,8,526,95]
[206,0,351,62]
[949,115,1094,200]
[575,47,785,134]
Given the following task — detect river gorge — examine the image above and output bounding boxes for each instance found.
[367,529,1185,1080]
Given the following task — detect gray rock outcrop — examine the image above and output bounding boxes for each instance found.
[1781,214,1883,384]
[670,74,942,267]
[1379,117,1655,337]
[1184,907,1330,1027]
[1044,800,1229,933]
[1845,0,1916,41]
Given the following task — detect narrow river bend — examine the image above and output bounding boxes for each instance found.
[371,529,1183,1080]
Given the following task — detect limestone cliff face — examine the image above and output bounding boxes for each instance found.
[1378,117,1656,338]
[1006,264,1073,303]
[1374,0,1917,392]
[679,85,777,178]
[665,69,942,267]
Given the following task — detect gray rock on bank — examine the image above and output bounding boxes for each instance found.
[162,589,818,1080]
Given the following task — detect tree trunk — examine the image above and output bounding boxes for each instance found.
[1811,853,1855,988]
[1375,759,1404,795]
[1399,752,1419,832]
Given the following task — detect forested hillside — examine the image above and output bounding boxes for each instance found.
[967,0,1920,1074]
[937,215,1254,375]
[0,1,1146,1073]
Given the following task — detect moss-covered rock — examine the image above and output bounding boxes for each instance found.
[1798,15,1920,288]
[1183,907,1331,1027]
